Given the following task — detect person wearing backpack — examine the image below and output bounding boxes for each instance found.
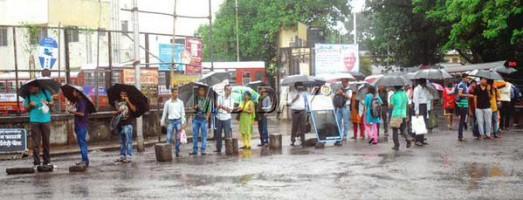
[24,83,53,167]
[413,79,433,146]
[333,79,351,145]
[364,86,382,145]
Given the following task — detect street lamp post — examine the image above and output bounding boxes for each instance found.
[132,0,145,152]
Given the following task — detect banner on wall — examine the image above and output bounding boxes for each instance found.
[315,44,359,74]
[122,69,159,105]
[185,38,203,75]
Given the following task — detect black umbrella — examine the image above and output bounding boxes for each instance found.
[178,82,209,109]
[281,75,319,87]
[19,78,61,98]
[414,69,452,80]
[468,69,503,80]
[61,84,96,113]
[350,71,366,80]
[374,75,412,87]
[199,72,230,86]
[107,84,150,118]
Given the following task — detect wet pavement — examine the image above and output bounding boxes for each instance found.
[1,120,523,199]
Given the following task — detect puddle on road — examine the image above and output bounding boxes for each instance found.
[464,162,506,190]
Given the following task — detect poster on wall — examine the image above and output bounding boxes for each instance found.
[122,69,159,105]
[185,38,203,75]
[159,43,189,72]
[314,44,359,74]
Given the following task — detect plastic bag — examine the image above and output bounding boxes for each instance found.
[180,129,187,144]
[412,116,427,135]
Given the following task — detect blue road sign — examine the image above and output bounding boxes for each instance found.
[38,37,58,69]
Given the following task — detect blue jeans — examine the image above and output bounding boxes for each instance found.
[167,119,182,153]
[257,115,269,144]
[192,119,208,153]
[215,119,232,152]
[335,107,350,140]
[75,127,89,164]
[119,124,134,159]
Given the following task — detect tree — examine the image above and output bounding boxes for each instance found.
[196,0,351,65]
[414,0,523,63]
[362,0,446,68]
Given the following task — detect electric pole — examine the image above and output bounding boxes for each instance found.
[235,0,240,62]
[132,0,145,152]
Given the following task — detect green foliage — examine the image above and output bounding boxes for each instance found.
[360,55,373,76]
[414,0,523,63]
[196,0,351,63]
[363,0,446,67]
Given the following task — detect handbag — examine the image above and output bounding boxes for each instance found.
[411,116,427,135]
[179,129,188,144]
[390,117,403,128]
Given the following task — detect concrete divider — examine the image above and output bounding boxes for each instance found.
[154,143,173,162]
[269,134,282,150]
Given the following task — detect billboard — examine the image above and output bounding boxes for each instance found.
[158,37,203,75]
[314,44,359,74]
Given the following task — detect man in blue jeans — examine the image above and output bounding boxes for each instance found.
[214,85,234,153]
[333,79,351,145]
[191,87,211,156]
[161,87,185,157]
[257,88,272,146]
[68,89,90,167]
[114,91,137,163]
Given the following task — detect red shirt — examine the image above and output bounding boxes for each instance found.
[443,88,456,109]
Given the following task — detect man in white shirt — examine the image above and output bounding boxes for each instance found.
[214,85,234,153]
[161,87,185,157]
[412,79,433,146]
[498,82,513,130]
[287,82,310,146]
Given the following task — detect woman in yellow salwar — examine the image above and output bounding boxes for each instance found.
[239,92,255,150]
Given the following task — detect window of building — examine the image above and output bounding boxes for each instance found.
[0,82,5,93]
[0,28,7,46]
[112,71,121,84]
[121,20,128,35]
[452,57,458,63]
[255,72,264,81]
[30,27,47,44]
[159,71,167,86]
[67,27,79,42]
[242,72,251,85]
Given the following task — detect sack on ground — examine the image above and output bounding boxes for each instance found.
[390,117,403,128]
[412,116,427,135]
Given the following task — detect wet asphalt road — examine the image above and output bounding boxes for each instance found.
[1,120,523,200]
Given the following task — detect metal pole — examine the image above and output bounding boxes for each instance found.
[353,12,357,45]
[95,30,100,110]
[170,0,177,89]
[132,0,145,152]
[64,28,71,84]
[145,33,150,68]
[107,31,113,88]
[208,0,214,71]
[12,27,20,115]
[235,0,240,62]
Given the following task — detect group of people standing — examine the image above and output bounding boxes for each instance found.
[446,74,521,141]
[160,84,272,157]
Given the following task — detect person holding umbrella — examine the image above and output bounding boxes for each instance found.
[412,79,432,146]
[23,82,54,167]
[214,84,234,153]
[63,84,96,167]
[191,86,212,156]
[114,91,137,163]
[332,79,352,145]
[287,82,310,146]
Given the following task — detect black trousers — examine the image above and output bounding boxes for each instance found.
[457,107,468,139]
[500,101,512,129]
[291,110,306,144]
[393,118,410,148]
[31,123,51,165]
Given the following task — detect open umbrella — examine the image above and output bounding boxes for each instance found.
[107,84,150,118]
[231,86,260,104]
[430,82,444,91]
[199,72,230,86]
[61,84,96,113]
[414,69,452,80]
[178,82,208,108]
[495,66,517,74]
[246,80,265,90]
[350,71,366,80]
[374,75,412,87]
[281,75,317,85]
[316,73,356,82]
[19,77,61,98]
[468,69,503,80]
[364,74,384,85]
[356,83,372,100]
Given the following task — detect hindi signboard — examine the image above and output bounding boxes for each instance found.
[0,129,28,153]
[315,44,359,75]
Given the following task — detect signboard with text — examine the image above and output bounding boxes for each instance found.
[315,44,359,74]
[0,129,28,153]
[185,38,203,75]
[38,38,58,69]
[123,69,159,105]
